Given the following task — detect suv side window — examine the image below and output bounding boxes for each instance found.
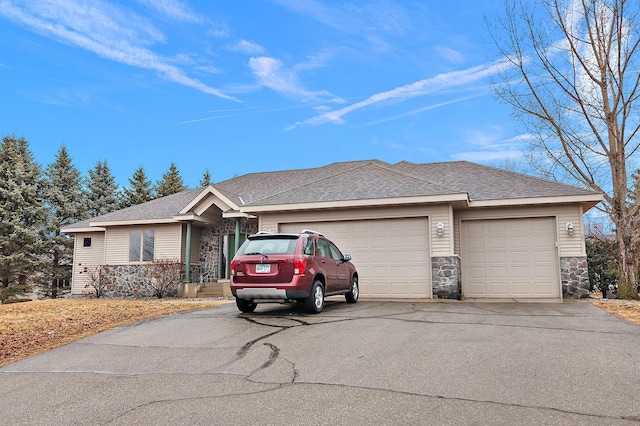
[328,241,344,261]
[317,239,331,258]
[303,237,314,256]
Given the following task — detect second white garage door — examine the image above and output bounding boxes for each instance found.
[460,218,560,299]
[279,218,431,298]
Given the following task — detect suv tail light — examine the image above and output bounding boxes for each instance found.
[230,260,236,276]
[294,257,307,275]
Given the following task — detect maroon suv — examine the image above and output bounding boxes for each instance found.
[230,231,359,313]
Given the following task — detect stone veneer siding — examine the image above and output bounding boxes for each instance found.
[432,256,460,299]
[198,218,258,282]
[95,264,175,298]
[561,256,590,299]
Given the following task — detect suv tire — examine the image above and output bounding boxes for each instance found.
[305,280,324,314]
[345,276,359,303]
[236,298,257,313]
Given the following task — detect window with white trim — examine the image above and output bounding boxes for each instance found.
[129,229,155,262]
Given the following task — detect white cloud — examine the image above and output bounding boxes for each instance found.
[249,56,343,102]
[0,0,236,100]
[272,0,410,37]
[137,0,204,23]
[289,60,511,129]
[229,40,266,55]
[435,46,465,64]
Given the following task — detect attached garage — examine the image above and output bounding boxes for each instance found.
[460,217,561,299]
[280,217,432,298]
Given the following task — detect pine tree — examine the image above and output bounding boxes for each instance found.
[84,160,120,218]
[200,168,211,187]
[43,145,84,298]
[155,163,187,197]
[0,136,47,288]
[122,166,155,207]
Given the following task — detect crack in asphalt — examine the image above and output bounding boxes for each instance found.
[102,376,640,424]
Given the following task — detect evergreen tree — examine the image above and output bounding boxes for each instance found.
[43,145,84,298]
[84,160,120,217]
[155,163,187,197]
[0,136,47,288]
[122,166,155,207]
[200,168,211,187]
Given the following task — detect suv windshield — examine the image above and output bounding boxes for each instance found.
[238,236,298,255]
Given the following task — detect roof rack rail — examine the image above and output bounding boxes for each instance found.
[302,229,325,237]
[254,230,273,235]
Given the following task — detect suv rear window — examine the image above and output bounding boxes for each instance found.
[238,236,299,255]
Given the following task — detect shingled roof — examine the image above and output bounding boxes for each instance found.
[62,160,601,231]
[62,189,202,230]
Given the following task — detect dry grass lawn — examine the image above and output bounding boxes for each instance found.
[0,299,229,367]
[1,296,638,368]
[590,293,640,326]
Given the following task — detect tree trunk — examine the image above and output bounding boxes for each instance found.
[51,252,59,299]
[616,229,639,300]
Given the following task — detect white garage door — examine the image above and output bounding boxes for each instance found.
[461,218,560,299]
[280,218,431,298]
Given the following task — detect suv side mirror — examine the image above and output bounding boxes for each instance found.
[343,254,352,262]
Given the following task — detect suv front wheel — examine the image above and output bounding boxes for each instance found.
[345,276,359,303]
[305,280,324,313]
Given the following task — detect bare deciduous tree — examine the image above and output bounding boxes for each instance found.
[489,0,640,299]
[81,264,112,299]
[150,258,183,299]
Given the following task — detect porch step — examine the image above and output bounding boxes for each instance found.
[195,281,231,298]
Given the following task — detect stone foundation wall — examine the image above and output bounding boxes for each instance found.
[96,264,174,298]
[432,256,460,299]
[561,256,590,299]
[89,263,206,298]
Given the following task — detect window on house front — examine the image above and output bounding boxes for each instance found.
[83,237,92,247]
[129,229,155,262]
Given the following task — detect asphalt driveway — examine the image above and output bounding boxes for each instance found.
[1,300,639,425]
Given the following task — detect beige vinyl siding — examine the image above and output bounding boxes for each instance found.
[180,224,201,264]
[454,204,586,257]
[70,232,105,295]
[105,224,182,264]
[555,205,586,257]
[428,205,454,256]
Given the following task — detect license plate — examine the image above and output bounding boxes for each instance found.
[255,264,271,273]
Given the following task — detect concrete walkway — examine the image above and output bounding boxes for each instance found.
[1,300,639,425]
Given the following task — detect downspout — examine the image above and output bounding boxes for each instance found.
[184,221,192,283]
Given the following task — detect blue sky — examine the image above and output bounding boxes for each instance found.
[0,0,526,188]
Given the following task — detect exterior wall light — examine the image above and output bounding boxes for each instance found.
[436,222,444,236]
[566,221,574,235]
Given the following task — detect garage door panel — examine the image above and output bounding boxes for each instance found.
[490,267,507,278]
[461,218,560,299]
[490,282,508,295]
[280,217,431,298]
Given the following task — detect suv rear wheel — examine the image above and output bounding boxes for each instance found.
[236,298,257,313]
[305,280,324,313]
[345,276,359,303]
